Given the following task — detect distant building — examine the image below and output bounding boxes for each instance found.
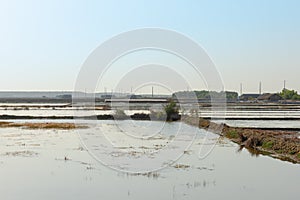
[239,94,260,101]
[257,93,282,102]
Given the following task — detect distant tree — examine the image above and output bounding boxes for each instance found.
[194,90,210,99]
[172,90,238,101]
[164,100,179,121]
[225,91,238,100]
[279,89,300,100]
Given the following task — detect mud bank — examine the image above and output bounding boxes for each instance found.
[182,116,300,164]
[0,121,87,129]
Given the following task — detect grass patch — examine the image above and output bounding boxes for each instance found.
[262,141,274,150]
[297,153,300,159]
[275,149,284,154]
[226,130,239,139]
[288,150,297,155]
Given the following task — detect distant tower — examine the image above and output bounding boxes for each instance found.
[152,86,154,98]
[284,80,286,90]
[240,83,243,95]
[259,81,262,95]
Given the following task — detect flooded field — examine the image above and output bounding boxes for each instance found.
[1,103,300,120]
[0,120,299,200]
[0,102,300,199]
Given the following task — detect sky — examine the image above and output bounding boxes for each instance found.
[0,0,299,94]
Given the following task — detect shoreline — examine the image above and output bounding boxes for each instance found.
[182,116,300,164]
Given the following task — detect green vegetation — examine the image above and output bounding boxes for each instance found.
[226,130,239,139]
[279,88,300,100]
[172,90,238,101]
[275,149,284,154]
[164,100,179,121]
[173,88,300,102]
[297,153,300,159]
[288,150,298,155]
[223,91,239,100]
[262,141,274,149]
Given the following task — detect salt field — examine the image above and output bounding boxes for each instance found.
[0,120,299,200]
[0,102,300,199]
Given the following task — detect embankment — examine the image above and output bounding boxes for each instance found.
[182,116,300,164]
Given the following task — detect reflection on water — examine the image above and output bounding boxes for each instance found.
[0,120,299,200]
[1,103,300,120]
[215,119,300,129]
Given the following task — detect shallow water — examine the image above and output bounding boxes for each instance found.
[0,121,299,200]
[1,103,300,119]
[0,109,151,117]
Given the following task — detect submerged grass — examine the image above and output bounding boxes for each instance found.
[174,164,190,169]
[3,150,38,157]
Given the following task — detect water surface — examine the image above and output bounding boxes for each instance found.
[0,121,299,200]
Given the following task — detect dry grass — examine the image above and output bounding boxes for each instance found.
[0,122,23,128]
[0,121,87,129]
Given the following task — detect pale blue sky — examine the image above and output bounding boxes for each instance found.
[0,0,299,93]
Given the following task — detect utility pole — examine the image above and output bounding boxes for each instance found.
[240,83,243,95]
[151,86,154,98]
[259,81,262,95]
